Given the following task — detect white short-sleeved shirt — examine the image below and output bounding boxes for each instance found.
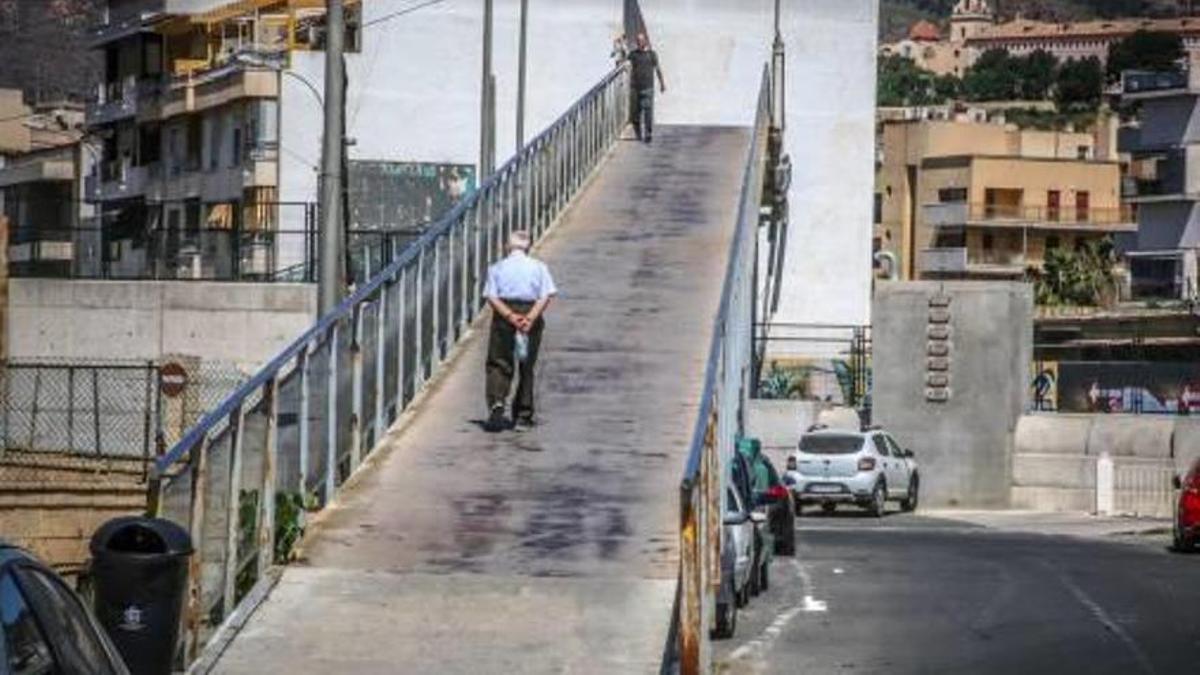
[483,251,558,302]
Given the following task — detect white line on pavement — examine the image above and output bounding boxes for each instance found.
[1056,570,1157,675]
[725,559,829,665]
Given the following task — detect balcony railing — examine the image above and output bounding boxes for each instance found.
[87,75,140,126]
[923,202,1136,231]
[1121,69,1191,96]
[919,246,1028,276]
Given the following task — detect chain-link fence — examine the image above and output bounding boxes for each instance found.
[0,358,247,485]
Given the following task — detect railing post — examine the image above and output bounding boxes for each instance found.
[258,378,278,574]
[350,306,364,472]
[185,434,210,663]
[298,347,311,496]
[415,249,425,386]
[325,323,340,501]
[374,288,388,445]
[222,405,246,620]
[460,214,470,334]
[397,267,407,410]
[432,236,442,366]
[1097,452,1115,516]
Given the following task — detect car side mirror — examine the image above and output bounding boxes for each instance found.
[749,512,767,525]
[905,449,915,459]
[1174,475,1183,490]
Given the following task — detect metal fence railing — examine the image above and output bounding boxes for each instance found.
[672,68,771,674]
[0,360,246,485]
[146,65,631,665]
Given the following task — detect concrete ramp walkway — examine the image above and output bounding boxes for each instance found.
[212,126,749,674]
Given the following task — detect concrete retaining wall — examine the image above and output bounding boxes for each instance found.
[8,279,317,369]
[1011,413,1199,513]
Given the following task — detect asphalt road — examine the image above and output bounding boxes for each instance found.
[714,510,1200,675]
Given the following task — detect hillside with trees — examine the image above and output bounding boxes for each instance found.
[0,0,102,104]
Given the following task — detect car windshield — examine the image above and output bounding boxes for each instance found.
[798,435,863,455]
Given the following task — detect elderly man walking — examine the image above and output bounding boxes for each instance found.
[482,230,557,432]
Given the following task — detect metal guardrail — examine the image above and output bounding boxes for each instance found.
[146,65,630,664]
[673,67,771,675]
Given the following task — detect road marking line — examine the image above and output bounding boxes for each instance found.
[1056,570,1156,675]
[725,559,827,664]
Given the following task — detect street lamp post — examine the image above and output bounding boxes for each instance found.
[516,0,529,152]
[319,0,347,314]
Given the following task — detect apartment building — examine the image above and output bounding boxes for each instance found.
[1119,68,1200,300]
[85,0,359,280]
[876,117,1133,281]
[0,90,94,276]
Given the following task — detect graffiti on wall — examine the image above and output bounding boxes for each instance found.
[1048,361,1200,415]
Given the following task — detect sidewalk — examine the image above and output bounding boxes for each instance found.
[928,509,1171,541]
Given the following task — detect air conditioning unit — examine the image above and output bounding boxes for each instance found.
[241,241,272,276]
[176,246,203,280]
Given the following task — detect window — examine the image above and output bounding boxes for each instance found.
[1076,191,1089,222]
[872,436,891,456]
[1,572,54,675]
[1047,190,1061,222]
[938,187,967,203]
[800,435,864,455]
[982,233,994,250]
[1076,145,1091,160]
[231,126,243,167]
[885,436,905,457]
[14,567,119,675]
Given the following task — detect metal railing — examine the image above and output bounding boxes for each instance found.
[145,65,630,665]
[673,68,771,675]
[924,202,1135,229]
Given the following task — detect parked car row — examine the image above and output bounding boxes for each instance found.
[713,439,796,640]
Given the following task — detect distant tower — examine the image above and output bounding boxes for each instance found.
[950,0,995,43]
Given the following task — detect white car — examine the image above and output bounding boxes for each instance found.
[784,428,920,517]
[713,484,762,639]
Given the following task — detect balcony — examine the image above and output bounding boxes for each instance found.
[155,64,279,120]
[922,202,1137,233]
[919,247,1027,278]
[1121,69,1195,100]
[85,164,151,202]
[86,75,162,127]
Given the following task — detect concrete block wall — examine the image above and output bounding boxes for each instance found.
[872,282,1033,508]
[1011,413,1195,513]
[0,453,147,573]
[8,279,317,369]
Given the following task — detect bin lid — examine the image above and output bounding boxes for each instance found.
[89,517,193,558]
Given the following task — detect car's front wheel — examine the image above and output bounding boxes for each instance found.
[900,475,920,513]
[867,481,886,518]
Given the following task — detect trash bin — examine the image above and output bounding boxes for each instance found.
[89,516,193,675]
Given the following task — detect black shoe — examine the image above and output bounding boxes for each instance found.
[484,405,508,432]
[514,415,537,430]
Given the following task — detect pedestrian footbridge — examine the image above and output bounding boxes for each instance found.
[152,63,774,674]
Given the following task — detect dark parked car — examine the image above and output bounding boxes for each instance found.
[1173,458,1200,552]
[755,456,797,557]
[0,541,130,675]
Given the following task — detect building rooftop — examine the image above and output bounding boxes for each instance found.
[970,16,1200,43]
[908,20,942,42]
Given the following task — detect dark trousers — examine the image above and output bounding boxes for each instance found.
[486,300,545,418]
[633,88,654,141]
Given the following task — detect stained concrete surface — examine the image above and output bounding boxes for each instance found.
[212,126,748,674]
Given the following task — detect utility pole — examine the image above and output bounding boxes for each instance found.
[319,0,347,314]
[480,0,495,179]
[516,0,529,152]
